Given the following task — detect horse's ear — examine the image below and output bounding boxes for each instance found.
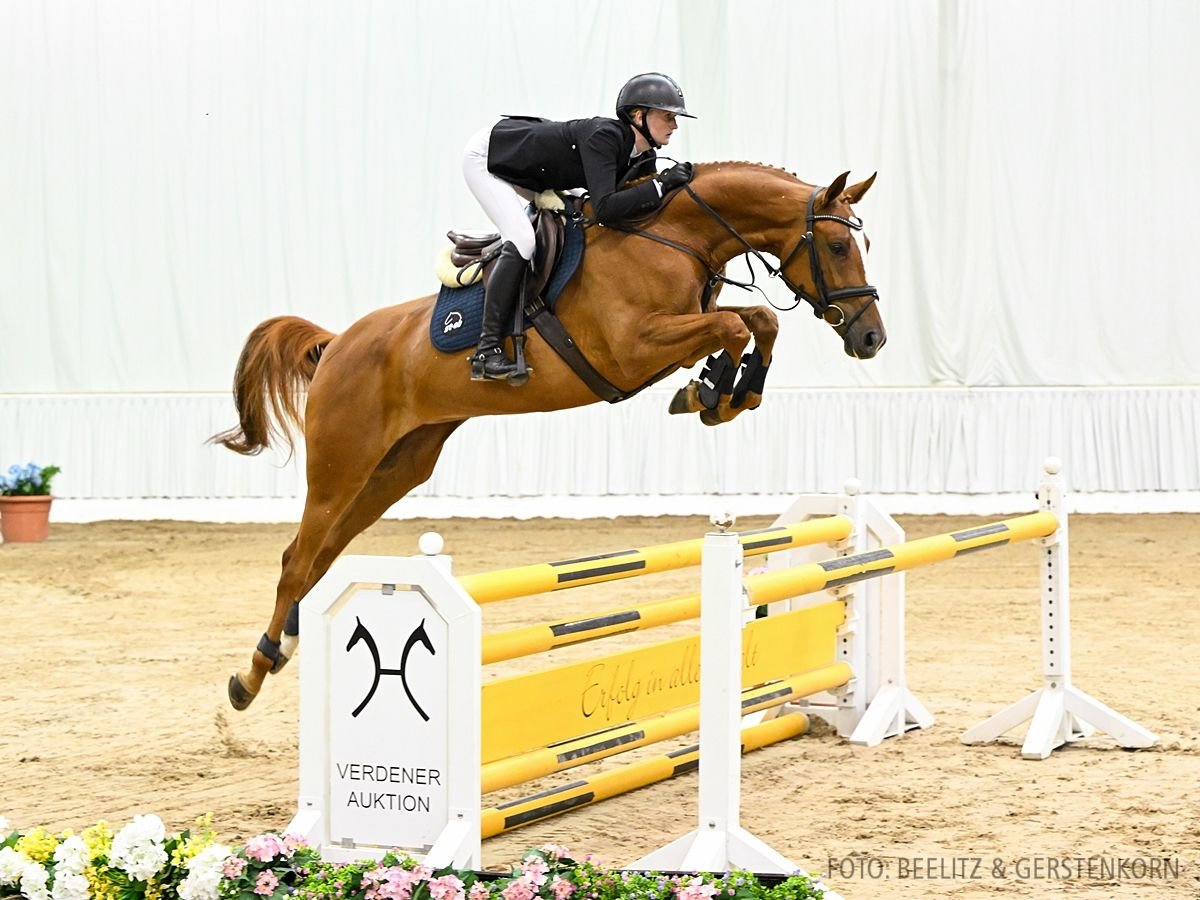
[818,171,851,208]
[843,172,877,204]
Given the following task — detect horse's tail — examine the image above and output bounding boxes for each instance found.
[208,316,336,457]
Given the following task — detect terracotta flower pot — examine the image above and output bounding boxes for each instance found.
[0,495,55,543]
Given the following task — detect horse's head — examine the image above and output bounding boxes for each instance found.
[779,172,885,359]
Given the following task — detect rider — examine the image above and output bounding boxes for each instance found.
[461,72,697,383]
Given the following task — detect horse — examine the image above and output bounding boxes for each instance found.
[211,162,885,710]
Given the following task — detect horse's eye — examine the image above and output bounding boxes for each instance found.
[830,242,848,257]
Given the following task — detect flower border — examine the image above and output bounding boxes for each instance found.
[0,817,831,900]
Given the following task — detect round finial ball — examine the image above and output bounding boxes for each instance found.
[843,478,861,496]
[710,511,736,531]
[1043,456,1062,475]
[418,532,444,555]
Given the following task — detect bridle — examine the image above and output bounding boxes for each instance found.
[683,183,880,332]
[605,180,879,335]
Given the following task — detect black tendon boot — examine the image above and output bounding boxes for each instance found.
[470,241,527,382]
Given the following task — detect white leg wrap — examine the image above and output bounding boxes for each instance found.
[280,632,299,661]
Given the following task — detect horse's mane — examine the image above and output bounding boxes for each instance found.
[609,161,807,229]
[623,160,804,189]
[696,160,802,180]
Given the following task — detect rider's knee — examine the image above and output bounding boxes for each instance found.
[509,230,536,262]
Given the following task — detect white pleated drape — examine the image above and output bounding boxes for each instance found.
[2,1,1198,515]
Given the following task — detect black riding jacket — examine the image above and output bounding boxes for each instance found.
[486,116,662,225]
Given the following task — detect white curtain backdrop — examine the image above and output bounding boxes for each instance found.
[2,1,1198,516]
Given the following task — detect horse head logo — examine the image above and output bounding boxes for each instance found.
[443,311,463,334]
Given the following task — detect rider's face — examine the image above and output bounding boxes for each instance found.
[645,108,679,146]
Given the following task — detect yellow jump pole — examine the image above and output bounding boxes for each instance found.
[460,516,851,604]
[482,662,851,793]
[746,511,1059,606]
[483,590,700,665]
[480,711,809,839]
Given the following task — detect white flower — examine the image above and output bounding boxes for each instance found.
[50,837,92,900]
[0,816,10,835]
[117,815,165,846]
[53,837,90,875]
[177,844,233,900]
[0,847,32,886]
[50,872,91,900]
[20,860,51,900]
[109,815,168,882]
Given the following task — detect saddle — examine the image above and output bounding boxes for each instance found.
[436,191,569,298]
[430,193,651,403]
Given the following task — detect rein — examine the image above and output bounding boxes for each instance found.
[609,178,880,333]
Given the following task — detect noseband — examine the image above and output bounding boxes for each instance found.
[681,184,880,334]
[774,189,880,330]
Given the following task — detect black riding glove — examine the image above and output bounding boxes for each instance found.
[657,161,695,192]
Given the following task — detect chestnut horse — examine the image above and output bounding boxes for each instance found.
[212,162,885,710]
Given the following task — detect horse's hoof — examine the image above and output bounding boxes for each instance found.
[668,382,699,415]
[700,408,724,427]
[228,674,257,711]
[269,653,291,675]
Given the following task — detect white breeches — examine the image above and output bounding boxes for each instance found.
[462,122,537,261]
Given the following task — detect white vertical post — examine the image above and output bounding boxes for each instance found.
[766,485,929,745]
[692,524,744,855]
[962,458,1156,758]
[832,480,867,738]
[847,484,934,745]
[630,516,839,895]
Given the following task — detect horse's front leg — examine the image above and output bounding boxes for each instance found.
[668,304,779,425]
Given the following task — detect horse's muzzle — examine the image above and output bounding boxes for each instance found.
[846,327,886,359]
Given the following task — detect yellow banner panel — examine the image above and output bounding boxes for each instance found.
[481,600,843,763]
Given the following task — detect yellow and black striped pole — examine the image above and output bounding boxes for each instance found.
[459,516,851,604]
[480,711,810,838]
[745,511,1058,605]
[483,589,699,664]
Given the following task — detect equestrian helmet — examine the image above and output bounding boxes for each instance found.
[616,72,696,119]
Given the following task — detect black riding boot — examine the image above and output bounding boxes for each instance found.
[470,241,527,382]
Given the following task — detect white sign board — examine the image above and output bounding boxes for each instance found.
[328,587,449,846]
[288,554,481,868]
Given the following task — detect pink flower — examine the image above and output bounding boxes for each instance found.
[428,875,465,900]
[222,857,247,879]
[245,835,286,863]
[254,871,279,896]
[520,856,550,887]
[550,876,575,900]
[539,846,571,862]
[282,834,308,855]
[468,883,492,900]
[364,866,425,900]
[501,876,537,900]
[676,879,719,900]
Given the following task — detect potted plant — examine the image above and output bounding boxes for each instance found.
[0,462,61,543]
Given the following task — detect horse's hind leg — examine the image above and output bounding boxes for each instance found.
[228,421,463,710]
[227,461,370,710]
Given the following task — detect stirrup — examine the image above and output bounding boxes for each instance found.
[470,346,520,382]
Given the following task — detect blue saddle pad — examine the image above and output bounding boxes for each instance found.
[430,217,585,353]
